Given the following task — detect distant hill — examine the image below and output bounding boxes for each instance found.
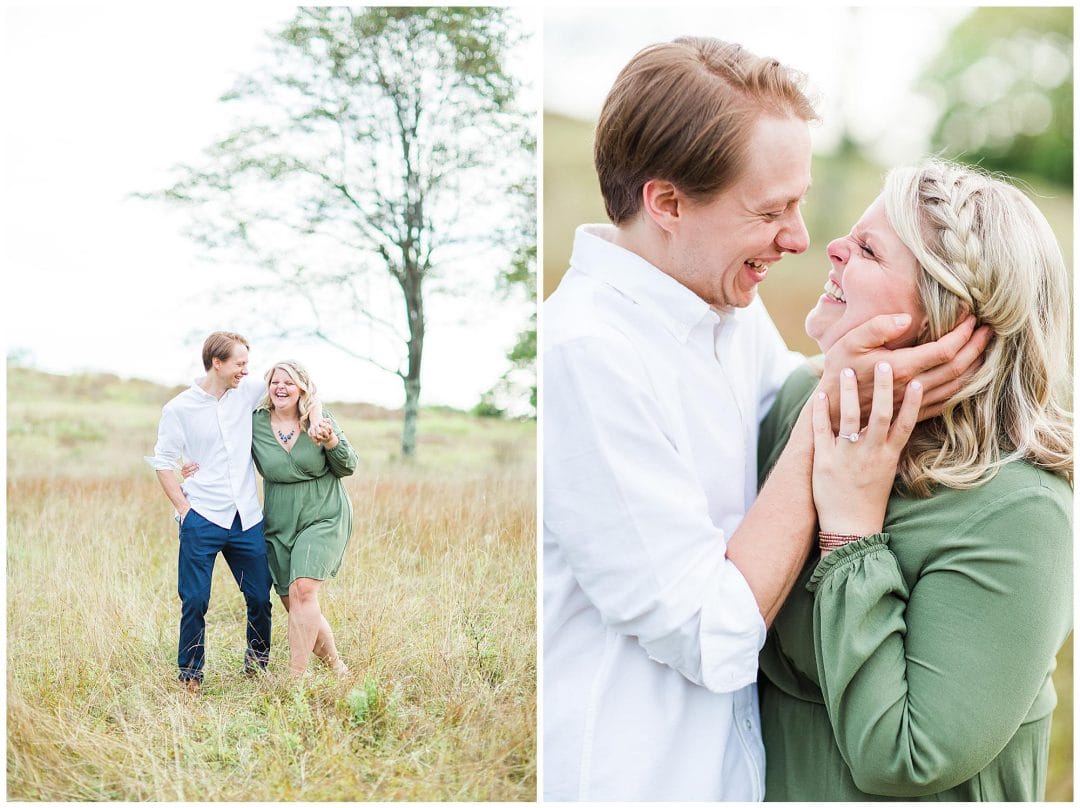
[5,362,406,420]
[6,362,534,479]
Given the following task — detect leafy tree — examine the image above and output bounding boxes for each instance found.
[150,6,532,456]
[476,132,535,418]
[919,7,1072,184]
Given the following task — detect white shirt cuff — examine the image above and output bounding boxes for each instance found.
[699,559,767,693]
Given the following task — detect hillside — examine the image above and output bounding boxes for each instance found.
[6,363,535,479]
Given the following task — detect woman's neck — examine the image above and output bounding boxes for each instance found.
[270,405,300,421]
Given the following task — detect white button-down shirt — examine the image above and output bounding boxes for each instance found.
[145,375,265,530]
[543,225,804,801]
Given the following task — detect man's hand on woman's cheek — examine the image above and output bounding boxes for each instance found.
[820,313,991,430]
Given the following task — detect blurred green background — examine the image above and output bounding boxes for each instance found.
[543,6,1072,801]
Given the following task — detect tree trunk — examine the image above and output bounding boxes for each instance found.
[399,265,425,458]
[401,376,420,457]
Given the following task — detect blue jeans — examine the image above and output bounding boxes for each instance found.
[177,509,272,682]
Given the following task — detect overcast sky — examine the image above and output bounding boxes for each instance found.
[2,5,538,409]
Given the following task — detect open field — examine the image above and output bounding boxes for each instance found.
[545,111,1074,802]
[7,364,536,801]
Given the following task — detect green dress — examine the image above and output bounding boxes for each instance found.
[757,365,1072,801]
[252,409,358,596]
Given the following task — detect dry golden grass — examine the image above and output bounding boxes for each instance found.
[7,366,536,801]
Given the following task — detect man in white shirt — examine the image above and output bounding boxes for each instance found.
[544,37,989,801]
[146,331,273,691]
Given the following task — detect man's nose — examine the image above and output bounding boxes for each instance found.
[777,207,810,255]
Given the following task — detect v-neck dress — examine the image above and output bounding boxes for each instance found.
[251,409,358,596]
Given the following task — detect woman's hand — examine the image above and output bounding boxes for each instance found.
[180,461,199,479]
[309,418,338,449]
[811,363,922,549]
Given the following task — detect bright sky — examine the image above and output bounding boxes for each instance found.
[544,6,971,163]
[2,5,537,410]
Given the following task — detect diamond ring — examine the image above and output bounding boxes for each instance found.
[838,432,860,443]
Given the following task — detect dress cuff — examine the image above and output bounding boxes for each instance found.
[806,532,890,593]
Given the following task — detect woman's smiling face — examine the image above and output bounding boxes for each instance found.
[268,367,301,412]
[805,195,927,352]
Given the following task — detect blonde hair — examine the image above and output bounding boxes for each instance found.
[258,360,318,431]
[594,37,818,224]
[882,159,1072,495]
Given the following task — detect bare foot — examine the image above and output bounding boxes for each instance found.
[324,655,349,675]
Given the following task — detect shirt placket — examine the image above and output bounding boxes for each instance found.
[217,394,242,511]
[711,316,756,510]
[732,686,763,799]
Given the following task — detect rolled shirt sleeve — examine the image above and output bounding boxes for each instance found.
[145,406,184,471]
[545,334,766,693]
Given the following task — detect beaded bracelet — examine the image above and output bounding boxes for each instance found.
[818,530,863,551]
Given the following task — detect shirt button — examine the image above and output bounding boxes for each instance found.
[744,719,753,731]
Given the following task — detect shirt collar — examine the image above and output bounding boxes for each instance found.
[189,378,226,401]
[569,224,726,343]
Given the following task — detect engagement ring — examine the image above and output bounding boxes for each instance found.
[838,432,860,443]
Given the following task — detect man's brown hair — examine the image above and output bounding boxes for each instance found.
[201,331,249,371]
[594,37,818,225]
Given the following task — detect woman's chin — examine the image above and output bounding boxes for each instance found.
[804,308,838,353]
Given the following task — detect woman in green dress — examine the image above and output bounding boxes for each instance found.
[757,159,1072,801]
[253,360,358,677]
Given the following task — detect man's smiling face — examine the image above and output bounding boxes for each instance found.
[669,114,813,310]
[213,343,250,389]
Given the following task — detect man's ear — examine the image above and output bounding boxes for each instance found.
[640,179,683,235]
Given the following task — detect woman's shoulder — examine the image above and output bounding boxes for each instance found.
[760,360,817,423]
[777,360,819,401]
[891,460,1071,556]
[921,460,1070,514]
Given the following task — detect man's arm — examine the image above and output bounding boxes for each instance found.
[725,399,815,627]
[546,336,815,691]
[155,469,191,523]
[145,407,190,522]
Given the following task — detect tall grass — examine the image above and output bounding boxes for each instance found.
[7,366,536,801]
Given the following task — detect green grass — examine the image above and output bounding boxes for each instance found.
[7,364,535,801]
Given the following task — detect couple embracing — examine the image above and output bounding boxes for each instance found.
[147,332,357,690]
[544,37,1071,801]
